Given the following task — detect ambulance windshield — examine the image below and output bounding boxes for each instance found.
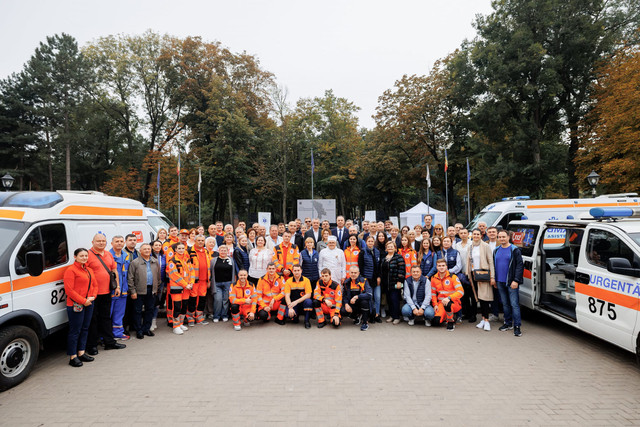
[0,220,25,263]
[628,233,640,248]
[467,211,502,231]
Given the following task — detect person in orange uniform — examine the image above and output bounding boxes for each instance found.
[313,268,342,328]
[398,235,417,279]
[162,226,180,255]
[256,262,285,322]
[229,269,257,331]
[166,243,195,335]
[272,231,300,280]
[276,264,313,328]
[187,235,211,326]
[431,258,464,331]
[64,248,98,367]
[343,235,361,277]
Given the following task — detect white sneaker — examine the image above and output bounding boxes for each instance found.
[476,319,486,329]
[484,321,491,331]
[173,327,184,335]
[233,325,241,331]
[488,314,499,322]
[213,318,219,323]
[180,325,188,331]
[151,319,157,331]
[408,319,415,326]
[222,318,229,322]
[403,316,410,322]
[425,319,431,327]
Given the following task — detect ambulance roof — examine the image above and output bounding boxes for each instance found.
[0,191,145,223]
[483,194,640,212]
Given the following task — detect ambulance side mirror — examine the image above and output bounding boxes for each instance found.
[26,251,44,277]
[607,257,640,278]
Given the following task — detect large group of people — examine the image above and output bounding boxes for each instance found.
[63,214,524,368]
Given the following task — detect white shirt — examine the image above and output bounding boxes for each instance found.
[248,247,274,278]
[488,241,497,253]
[455,240,471,274]
[318,247,346,283]
[471,245,481,271]
[266,236,283,251]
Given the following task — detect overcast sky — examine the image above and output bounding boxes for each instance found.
[1,0,494,129]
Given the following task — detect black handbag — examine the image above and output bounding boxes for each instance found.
[472,269,491,282]
[92,251,118,290]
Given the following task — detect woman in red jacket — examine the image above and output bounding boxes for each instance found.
[63,248,98,367]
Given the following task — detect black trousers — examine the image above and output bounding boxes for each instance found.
[88,293,116,348]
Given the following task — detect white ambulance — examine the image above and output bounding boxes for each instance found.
[507,207,640,361]
[0,191,172,390]
[467,194,640,231]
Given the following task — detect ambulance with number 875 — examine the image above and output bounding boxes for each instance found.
[0,191,172,391]
[508,207,640,361]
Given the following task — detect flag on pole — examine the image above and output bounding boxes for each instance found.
[311,148,315,175]
[444,149,448,172]
[176,152,181,176]
[466,157,470,183]
[198,168,202,191]
[426,164,431,188]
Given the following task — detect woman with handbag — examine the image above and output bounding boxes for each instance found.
[64,248,98,367]
[380,241,406,324]
[466,229,496,331]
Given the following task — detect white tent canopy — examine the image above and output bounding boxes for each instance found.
[399,202,447,229]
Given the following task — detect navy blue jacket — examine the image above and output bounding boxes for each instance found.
[300,248,320,282]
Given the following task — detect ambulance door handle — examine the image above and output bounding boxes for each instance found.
[55,282,64,286]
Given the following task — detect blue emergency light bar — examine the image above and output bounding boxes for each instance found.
[589,207,639,219]
[501,196,531,201]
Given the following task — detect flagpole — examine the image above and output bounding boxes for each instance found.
[466,157,471,224]
[157,161,161,211]
[426,164,431,214]
[444,150,449,228]
[311,148,315,219]
[177,151,181,229]
[198,167,201,227]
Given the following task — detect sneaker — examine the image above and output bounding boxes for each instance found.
[403,316,410,322]
[424,319,431,327]
[488,314,499,322]
[408,319,415,326]
[456,316,463,324]
[476,319,486,329]
[188,322,195,327]
[483,321,491,331]
[498,323,513,332]
[213,318,219,323]
[173,327,184,335]
[222,318,229,322]
[392,319,400,325]
[198,320,210,325]
[151,319,157,331]
[381,308,386,318]
[446,322,455,331]
[514,326,522,337]
[386,316,393,323]
[354,317,361,326]
[243,320,250,327]
[180,325,188,331]
[118,334,130,341]
[234,325,241,331]
[360,323,369,331]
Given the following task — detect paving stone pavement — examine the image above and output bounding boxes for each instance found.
[1,311,639,426]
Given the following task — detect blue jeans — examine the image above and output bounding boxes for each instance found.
[372,285,381,317]
[491,286,503,316]
[497,281,521,327]
[213,281,231,320]
[67,304,94,356]
[401,303,435,320]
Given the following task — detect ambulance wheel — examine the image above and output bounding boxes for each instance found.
[0,326,39,392]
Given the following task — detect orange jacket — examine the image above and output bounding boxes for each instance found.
[284,275,313,302]
[430,271,464,306]
[313,279,342,316]
[229,280,257,313]
[272,243,300,278]
[189,245,212,283]
[399,247,417,278]
[63,262,98,307]
[162,236,180,259]
[344,246,360,275]
[167,251,195,291]
[256,273,285,310]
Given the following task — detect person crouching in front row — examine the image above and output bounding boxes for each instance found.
[256,262,285,322]
[229,270,257,331]
[341,265,373,331]
[313,268,342,328]
[276,264,314,328]
[402,265,435,327]
[431,258,464,331]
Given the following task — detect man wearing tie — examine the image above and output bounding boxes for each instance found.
[333,216,348,248]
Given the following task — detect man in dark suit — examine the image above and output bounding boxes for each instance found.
[332,215,349,248]
[288,221,305,251]
[304,218,322,247]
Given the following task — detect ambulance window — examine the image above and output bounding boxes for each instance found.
[15,224,68,274]
[498,213,524,229]
[586,230,639,269]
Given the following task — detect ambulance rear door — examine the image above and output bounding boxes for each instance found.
[10,221,72,331]
[507,222,543,309]
[575,225,639,352]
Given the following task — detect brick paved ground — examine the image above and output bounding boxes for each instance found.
[1,311,639,426]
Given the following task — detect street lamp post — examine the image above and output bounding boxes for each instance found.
[586,171,600,198]
[2,174,15,191]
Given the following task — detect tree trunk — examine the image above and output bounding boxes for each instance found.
[66,141,71,190]
[45,126,53,191]
[282,147,287,223]
[227,187,233,224]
